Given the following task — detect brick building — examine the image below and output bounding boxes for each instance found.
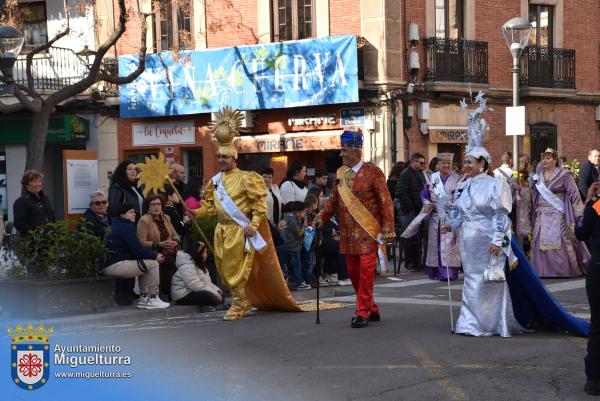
[404,0,600,170]
[114,0,600,182]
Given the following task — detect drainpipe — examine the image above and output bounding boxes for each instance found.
[391,98,397,165]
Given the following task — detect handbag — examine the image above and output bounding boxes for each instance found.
[483,254,506,283]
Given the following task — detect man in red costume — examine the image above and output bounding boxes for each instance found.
[316,128,396,328]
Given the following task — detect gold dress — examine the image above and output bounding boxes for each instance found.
[195,168,301,319]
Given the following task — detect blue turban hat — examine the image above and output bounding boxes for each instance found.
[340,128,363,148]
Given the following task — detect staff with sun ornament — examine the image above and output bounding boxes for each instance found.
[192,107,302,320]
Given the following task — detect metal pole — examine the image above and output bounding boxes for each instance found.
[512,56,520,173]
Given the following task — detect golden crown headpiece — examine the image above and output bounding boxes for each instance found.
[208,107,247,159]
[7,323,54,343]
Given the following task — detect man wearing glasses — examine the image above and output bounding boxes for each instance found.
[79,191,111,239]
[396,153,427,271]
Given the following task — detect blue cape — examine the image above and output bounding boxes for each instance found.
[507,237,589,337]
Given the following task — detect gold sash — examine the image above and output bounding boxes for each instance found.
[336,166,387,258]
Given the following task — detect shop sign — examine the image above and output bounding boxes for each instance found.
[340,107,365,126]
[0,115,90,144]
[132,121,195,146]
[119,35,359,118]
[236,131,341,153]
[288,115,336,127]
[428,126,469,143]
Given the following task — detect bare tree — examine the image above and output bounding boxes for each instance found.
[0,0,149,170]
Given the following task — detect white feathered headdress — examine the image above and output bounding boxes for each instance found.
[461,91,493,164]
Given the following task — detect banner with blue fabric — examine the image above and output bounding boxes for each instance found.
[118,35,359,118]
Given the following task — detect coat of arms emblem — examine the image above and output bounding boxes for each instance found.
[8,323,53,390]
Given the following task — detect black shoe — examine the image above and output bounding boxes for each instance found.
[585,380,600,396]
[351,316,369,328]
[369,311,381,322]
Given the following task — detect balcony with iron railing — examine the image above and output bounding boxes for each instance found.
[12,47,90,91]
[519,46,575,90]
[0,46,119,100]
[424,37,489,85]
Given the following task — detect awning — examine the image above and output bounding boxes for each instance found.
[236,131,341,154]
[0,115,90,144]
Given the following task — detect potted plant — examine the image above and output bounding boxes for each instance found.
[0,220,114,317]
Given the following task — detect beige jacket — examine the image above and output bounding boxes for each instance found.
[136,213,180,251]
[171,251,221,301]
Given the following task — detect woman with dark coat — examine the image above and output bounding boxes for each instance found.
[107,160,145,304]
[108,160,144,222]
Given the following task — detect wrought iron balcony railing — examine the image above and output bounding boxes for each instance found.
[13,47,89,91]
[519,46,575,89]
[424,37,488,84]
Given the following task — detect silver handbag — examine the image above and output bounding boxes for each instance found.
[483,254,506,283]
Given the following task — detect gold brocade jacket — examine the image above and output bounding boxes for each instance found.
[194,168,268,288]
[319,162,396,255]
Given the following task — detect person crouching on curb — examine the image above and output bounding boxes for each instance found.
[315,128,396,328]
[171,241,224,306]
[102,203,170,309]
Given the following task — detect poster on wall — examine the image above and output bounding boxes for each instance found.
[66,159,99,214]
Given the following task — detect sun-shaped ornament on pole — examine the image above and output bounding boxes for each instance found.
[136,153,214,254]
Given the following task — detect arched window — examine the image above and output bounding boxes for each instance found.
[530,122,557,165]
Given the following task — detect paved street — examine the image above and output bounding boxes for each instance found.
[11,272,591,401]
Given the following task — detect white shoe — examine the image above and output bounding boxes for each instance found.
[338,279,352,286]
[326,276,339,286]
[296,282,312,291]
[137,294,170,309]
[318,277,330,287]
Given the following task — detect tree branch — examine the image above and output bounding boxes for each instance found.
[26,27,71,95]
[0,97,26,114]
[13,88,41,113]
[46,0,147,107]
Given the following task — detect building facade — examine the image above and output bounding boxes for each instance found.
[114,0,405,184]
[405,0,600,170]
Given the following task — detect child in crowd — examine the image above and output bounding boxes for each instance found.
[171,241,223,306]
[302,193,320,286]
[279,201,311,291]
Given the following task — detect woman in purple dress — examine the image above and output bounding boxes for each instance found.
[420,153,462,280]
[530,148,590,277]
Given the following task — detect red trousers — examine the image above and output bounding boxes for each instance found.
[346,253,379,319]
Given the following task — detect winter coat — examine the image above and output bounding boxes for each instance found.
[281,212,303,251]
[78,208,111,240]
[103,217,156,268]
[136,213,180,253]
[13,190,55,236]
[107,182,143,222]
[396,166,425,215]
[171,251,222,302]
[280,180,308,204]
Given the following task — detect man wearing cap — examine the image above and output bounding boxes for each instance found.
[420,153,463,281]
[316,128,396,328]
[193,108,301,320]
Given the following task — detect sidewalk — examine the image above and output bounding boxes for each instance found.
[2,281,361,331]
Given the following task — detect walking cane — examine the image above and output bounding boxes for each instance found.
[315,226,322,325]
[445,264,454,333]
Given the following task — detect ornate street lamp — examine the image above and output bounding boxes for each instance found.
[0,25,25,94]
[502,17,532,172]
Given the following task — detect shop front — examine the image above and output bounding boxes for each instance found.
[2,115,90,220]
[116,34,360,183]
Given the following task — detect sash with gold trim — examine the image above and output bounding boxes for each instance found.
[336,166,388,266]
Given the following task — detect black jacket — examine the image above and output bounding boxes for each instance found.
[78,208,111,240]
[13,190,55,236]
[575,196,600,263]
[104,217,157,268]
[164,204,185,238]
[396,166,425,215]
[108,182,143,222]
[578,161,599,200]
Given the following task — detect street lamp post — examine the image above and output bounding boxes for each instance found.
[502,17,532,172]
[0,25,24,94]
